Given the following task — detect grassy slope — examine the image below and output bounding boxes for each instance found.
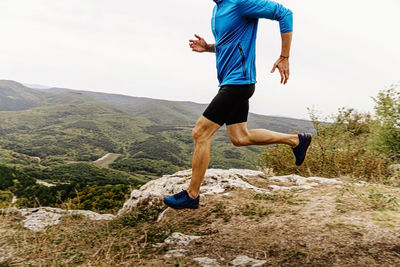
[1,179,400,266]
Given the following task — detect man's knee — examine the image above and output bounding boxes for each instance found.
[192,122,210,142]
[192,116,220,142]
[192,126,203,141]
[229,135,249,147]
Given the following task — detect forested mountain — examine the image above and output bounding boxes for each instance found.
[0,80,315,212]
[0,80,315,168]
[41,85,314,131]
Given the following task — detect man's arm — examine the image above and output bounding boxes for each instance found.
[238,0,293,33]
[189,34,215,53]
[239,0,293,84]
[271,32,292,84]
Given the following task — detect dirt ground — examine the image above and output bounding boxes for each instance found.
[1,176,400,266]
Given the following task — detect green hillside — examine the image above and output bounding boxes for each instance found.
[0,80,315,173]
[43,86,315,132]
[0,80,49,111]
[0,81,263,173]
[0,91,151,164]
[0,79,316,213]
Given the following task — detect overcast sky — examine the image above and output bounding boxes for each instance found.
[0,0,399,120]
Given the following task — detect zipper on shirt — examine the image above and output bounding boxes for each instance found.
[237,43,247,77]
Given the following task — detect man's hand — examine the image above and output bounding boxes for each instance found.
[189,34,214,53]
[271,57,290,85]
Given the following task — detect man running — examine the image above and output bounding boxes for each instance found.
[163,0,312,209]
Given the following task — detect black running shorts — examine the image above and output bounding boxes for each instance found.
[202,84,255,126]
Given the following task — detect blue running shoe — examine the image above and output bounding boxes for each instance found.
[292,133,312,166]
[162,190,199,209]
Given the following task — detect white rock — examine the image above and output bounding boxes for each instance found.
[164,249,187,258]
[354,181,368,186]
[268,174,342,191]
[229,255,266,266]
[19,208,63,232]
[163,232,201,246]
[118,169,269,215]
[193,257,221,267]
[17,207,115,232]
[118,169,343,215]
[389,164,400,173]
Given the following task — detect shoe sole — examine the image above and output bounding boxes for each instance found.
[162,199,199,210]
[296,133,312,166]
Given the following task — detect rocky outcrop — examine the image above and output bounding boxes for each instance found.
[8,169,343,232]
[8,207,115,232]
[118,168,342,215]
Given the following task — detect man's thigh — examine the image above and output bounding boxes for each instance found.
[202,84,255,126]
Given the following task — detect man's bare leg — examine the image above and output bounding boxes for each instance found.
[186,116,220,199]
[227,122,299,147]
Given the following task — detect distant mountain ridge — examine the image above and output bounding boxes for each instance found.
[30,82,314,132]
[0,80,50,111]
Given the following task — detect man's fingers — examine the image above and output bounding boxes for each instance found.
[271,57,290,84]
[279,68,285,84]
[284,70,290,84]
[271,64,277,73]
[194,34,202,40]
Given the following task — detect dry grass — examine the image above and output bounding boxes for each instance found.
[1,182,400,266]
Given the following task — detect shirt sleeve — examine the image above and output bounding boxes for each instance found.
[238,0,293,33]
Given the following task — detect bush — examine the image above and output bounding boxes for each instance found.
[258,107,392,182]
[371,84,400,160]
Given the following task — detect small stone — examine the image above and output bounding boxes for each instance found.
[164,249,187,258]
[229,255,266,266]
[389,164,400,172]
[163,232,201,246]
[193,257,221,267]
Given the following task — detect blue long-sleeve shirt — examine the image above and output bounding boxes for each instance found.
[211,0,293,86]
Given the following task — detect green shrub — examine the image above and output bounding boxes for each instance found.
[371,84,400,160]
[258,107,391,181]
